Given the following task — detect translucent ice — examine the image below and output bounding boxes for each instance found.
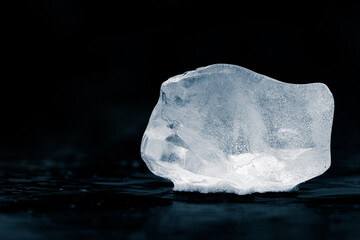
[140,64,334,195]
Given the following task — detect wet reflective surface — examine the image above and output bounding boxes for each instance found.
[0,150,359,239]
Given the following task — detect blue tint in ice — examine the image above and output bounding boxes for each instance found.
[141,64,334,195]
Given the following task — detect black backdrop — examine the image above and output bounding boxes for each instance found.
[3,1,360,165]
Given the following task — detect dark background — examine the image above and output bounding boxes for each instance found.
[3,1,360,165]
[1,2,360,239]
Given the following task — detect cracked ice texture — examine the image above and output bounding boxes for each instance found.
[140,64,334,195]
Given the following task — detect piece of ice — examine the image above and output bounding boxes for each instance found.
[140,64,334,195]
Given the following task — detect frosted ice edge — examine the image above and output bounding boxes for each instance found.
[141,64,334,195]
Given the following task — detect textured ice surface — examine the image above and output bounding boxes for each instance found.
[141,64,334,195]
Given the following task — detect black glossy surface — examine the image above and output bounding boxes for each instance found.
[0,150,359,239]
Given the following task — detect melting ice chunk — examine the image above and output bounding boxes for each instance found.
[140,64,334,195]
